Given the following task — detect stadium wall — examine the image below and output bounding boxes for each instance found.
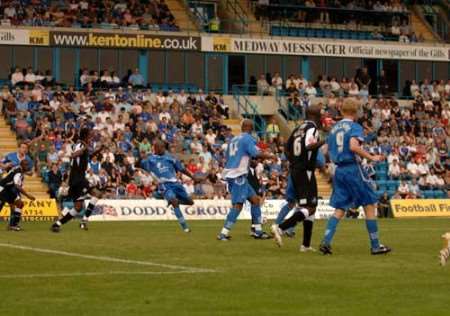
[0,27,449,93]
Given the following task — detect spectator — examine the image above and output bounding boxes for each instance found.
[11,68,24,86]
[266,118,280,140]
[128,68,145,87]
[257,74,270,95]
[378,192,390,218]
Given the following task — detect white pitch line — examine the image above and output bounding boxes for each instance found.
[0,271,210,279]
[0,242,216,273]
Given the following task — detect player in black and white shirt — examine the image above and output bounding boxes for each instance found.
[51,127,103,232]
[247,159,271,239]
[0,159,35,231]
[271,105,325,249]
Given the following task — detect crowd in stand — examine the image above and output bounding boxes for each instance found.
[254,0,422,42]
[0,66,448,206]
[0,66,290,202]
[253,68,449,202]
[0,0,178,31]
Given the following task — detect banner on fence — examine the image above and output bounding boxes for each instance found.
[201,36,450,61]
[391,199,450,218]
[89,199,361,221]
[0,199,58,221]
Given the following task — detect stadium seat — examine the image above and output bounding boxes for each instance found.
[423,191,435,199]
[271,27,281,36]
[434,191,447,199]
[376,180,388,191]
[386,180,399,191]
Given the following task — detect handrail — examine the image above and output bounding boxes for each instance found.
[275,92,303,122]
[225,0,248,27]
[254,3,411,16]
[184,0,208,31]
[232,85,266,137]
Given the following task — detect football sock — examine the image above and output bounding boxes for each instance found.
[173,206,188,230]
[58,213,74,226]
[83,198,98,221]
[303,215,315,247]
[365,219,380,249]
[250,204,262,235]
[323,215,340,245]
[222,207,240,234]
[9,208,22,226]
[279,208,309,231]
[275,203,292,225]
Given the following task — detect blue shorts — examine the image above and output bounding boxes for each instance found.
[159,182,192,204]
[330,163,378,210]
[227,175,257,205]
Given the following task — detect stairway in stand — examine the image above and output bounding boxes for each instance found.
[166,0,199,31]
[0,117,49,199]
[316,171,332,199]
[223,118,242,136]
[410,12,438,42]
[236,0,267,35]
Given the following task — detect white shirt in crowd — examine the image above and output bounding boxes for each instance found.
[272,76,283,90]
[305,85,317,96]
[11,71,24,86]
[176,93,187,106]
[388,163,401,177]
[25,72,36,83]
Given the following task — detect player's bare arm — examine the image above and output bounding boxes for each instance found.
[18,187,35,201]
[349,137,384,162]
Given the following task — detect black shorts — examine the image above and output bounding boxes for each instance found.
[68,178,91,201]
[286,169,318,207]
[0,187,19,204]
[247,173,263,197]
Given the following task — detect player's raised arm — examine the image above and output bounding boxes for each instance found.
[304,104,325,151]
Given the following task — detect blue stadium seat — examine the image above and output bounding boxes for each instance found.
[375,190,384,198]
[316,29,324,38]
[386,180,399,191]
[434,191,447,199]
[297,29,306,37]
[376,180,388,191]
[423,191,435,199]
[271,27,281,36]
[289,28,298,37]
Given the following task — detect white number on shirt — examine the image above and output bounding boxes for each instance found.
[293,137,302,156]
[229,139,239,157]
[336,131,344,153]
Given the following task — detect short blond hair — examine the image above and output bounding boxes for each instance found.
[341,98,360,116]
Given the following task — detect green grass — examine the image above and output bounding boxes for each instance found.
[0,218,449,316]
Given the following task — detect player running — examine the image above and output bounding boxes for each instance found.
[51,128,103,232]
[248,159,271,239]
[0,160,35,231]
[141,140,203,233]
[217,119,275,241]
[271,105,324,250]
[319,98,391,255]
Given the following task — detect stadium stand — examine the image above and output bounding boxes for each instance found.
[0,0,180,31]
[0,65,447,204]
[243,0,441,42]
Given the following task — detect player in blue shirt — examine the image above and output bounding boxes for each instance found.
[217,120,275,241]
[320,98,391,255]
[141,140,202,232]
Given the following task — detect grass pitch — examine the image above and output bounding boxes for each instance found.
[0,218,449,316]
